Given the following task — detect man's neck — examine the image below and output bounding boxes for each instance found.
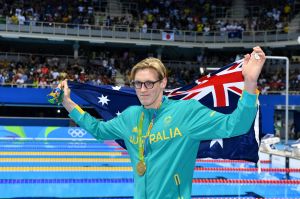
[144,95,164,109]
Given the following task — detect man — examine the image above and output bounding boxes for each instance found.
[59,46,265,198]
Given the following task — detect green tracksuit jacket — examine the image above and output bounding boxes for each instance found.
[69,90,258,199]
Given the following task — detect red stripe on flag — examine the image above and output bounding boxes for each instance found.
[214,85,226,106]
[228,63,241,71]
[228,86,242,94]
[183,91,200,100]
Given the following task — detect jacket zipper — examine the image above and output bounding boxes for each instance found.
[144,156,149,199]
[174,173,183,199]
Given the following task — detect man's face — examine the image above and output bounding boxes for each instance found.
[134,68,166,109]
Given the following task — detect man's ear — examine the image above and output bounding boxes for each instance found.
[160,77,167,88]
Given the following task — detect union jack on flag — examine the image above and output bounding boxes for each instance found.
[68,59,261,163]
[166,59,244,107]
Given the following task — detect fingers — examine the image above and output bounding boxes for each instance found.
[57,79,68,91]
[62,79,69,91]
[56,79,71,100]
[251,46,266,61]
[243,46,266,67]
[62,80,70,96]
[253,46,262,51]
[57,80,63,89]
[244,53,250,64]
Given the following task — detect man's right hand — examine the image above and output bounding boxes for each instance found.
[58,79,77,113]
[58,79,71,103]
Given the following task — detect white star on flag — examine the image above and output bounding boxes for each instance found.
[116,111,121,116]
[98,94,110,106]
[209,139,223,148]
[112,86,121,91]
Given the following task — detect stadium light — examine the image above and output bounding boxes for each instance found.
[265,56,289,145]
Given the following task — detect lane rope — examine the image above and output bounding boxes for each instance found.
[195,167,300,173]
[0,178,299,184]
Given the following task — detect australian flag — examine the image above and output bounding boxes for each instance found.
[68,59,261,163]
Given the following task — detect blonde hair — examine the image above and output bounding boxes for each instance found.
[130,57,167,81]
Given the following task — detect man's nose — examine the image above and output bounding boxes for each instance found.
[140,84,147,91]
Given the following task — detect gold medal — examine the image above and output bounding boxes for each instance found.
[136,161,146,176]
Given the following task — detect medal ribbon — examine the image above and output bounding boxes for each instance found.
[137,102,162,163]
[137,112,155,162]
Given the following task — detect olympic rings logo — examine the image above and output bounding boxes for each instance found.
[68,128,87,137]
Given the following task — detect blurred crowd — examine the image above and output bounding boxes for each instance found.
[0,0,296,34]
[0,0,97,25]
[0,51,200,89]
[135,0,294,35]
[0,52,121,88]
[258,67,300,94]
[0,51,299,94]
[0,0,298,92]
[245,0,294,32]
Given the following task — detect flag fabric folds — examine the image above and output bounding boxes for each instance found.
[68,59,260,163]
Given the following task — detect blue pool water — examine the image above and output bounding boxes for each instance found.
[0,140,299,198]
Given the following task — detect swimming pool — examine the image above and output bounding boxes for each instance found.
[0,140,299,198]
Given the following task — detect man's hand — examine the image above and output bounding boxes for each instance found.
[58,79,71,102]
[242,46,266,94]
[58,79,77,113]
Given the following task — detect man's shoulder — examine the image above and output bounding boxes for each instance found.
[167,98,200,108]
[122,105,141,114]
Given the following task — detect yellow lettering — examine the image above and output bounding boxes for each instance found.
[130,136,133,144]
[162,130,170,140]
[149,134,156,144]
[135,137,139,144]
[156,132,163,142]
[174,127,183,137]
[147,128,183,145]
[169,128,173,138]
[130,136,138,145]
